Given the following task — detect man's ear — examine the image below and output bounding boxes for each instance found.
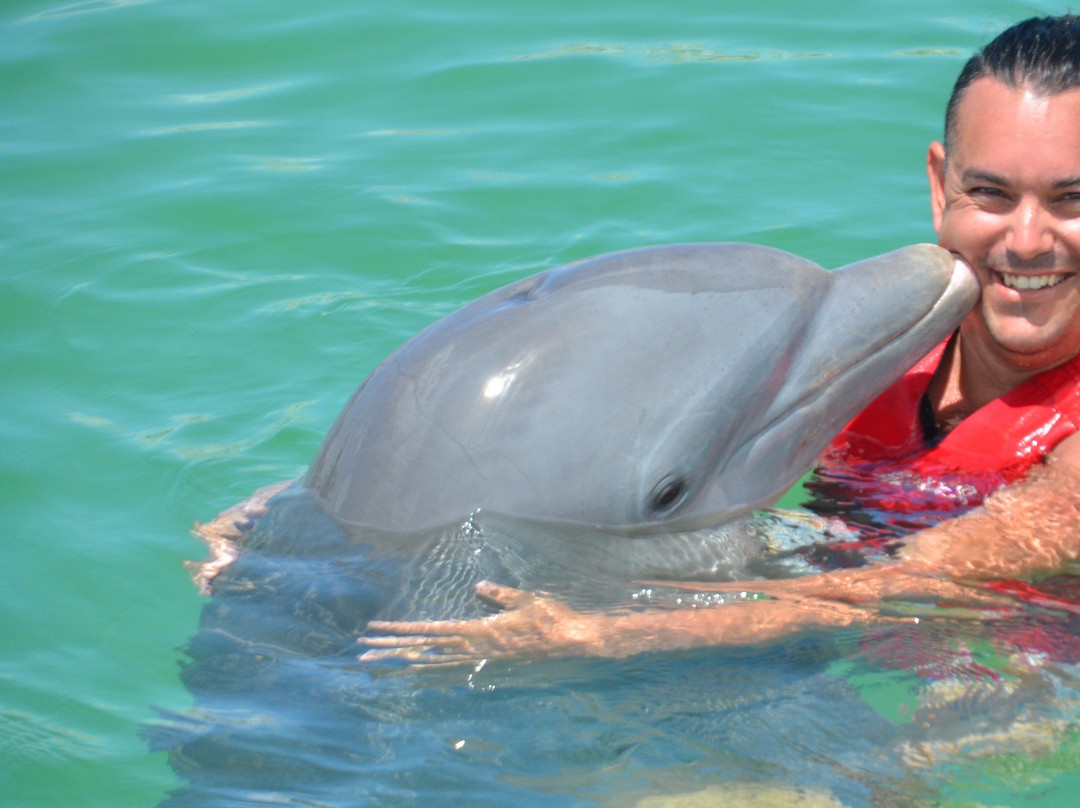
[927,140,947,234]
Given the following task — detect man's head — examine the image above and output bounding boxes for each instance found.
[944,16,1080,153]
[927,15,1080,377]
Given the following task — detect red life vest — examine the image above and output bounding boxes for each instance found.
[812,336,1080,520]
[829,337,1080,479]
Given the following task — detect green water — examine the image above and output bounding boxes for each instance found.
[4,1,1080,805]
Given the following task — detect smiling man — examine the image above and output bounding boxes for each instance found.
[357,16,1080,662]
[929,43,1080,427]
[809,19,1080,511]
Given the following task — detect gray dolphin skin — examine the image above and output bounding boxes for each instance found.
[304,243,978,535]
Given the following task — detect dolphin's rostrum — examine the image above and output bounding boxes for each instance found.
[304,243,978,534]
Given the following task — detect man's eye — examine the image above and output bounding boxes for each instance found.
[1055,192,1080,215]
[967,186,1011,210]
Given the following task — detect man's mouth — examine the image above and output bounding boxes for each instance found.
[998,271,1071,291]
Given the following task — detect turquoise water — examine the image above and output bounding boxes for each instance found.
[5,1,1080,806]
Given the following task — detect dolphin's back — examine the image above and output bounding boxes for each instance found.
[305,244,828,532]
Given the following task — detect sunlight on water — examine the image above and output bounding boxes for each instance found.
[27,0,150,19]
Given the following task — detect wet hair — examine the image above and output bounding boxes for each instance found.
[944,15,1080,151]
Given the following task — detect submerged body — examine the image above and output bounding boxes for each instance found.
[305,242,977,535]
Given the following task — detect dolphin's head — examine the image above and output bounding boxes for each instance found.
[622,244,979,532]
[306,243,978,535]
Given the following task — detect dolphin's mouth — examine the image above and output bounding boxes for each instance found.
[767,257,976,423]
[839,255,976,377]
[852,255,973,371]
[793,256,977,400]
[621,257,980,535]
[731,255,979,479]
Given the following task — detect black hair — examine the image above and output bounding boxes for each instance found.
[944,15,1080,150]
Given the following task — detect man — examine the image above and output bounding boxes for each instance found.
[358,15,1080,663]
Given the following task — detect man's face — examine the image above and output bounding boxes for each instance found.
[928,76,1080,374]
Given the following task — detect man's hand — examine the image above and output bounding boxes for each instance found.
[358,581,612,663]
[187,480,292,594]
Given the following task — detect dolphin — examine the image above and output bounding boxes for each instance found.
[302,242,977,535]
[166,243,983,807]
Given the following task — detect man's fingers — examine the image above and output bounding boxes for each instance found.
[365,618,477,636]
[475,580,537,609]
[358,647,475,665]
[359,634,451,648]
[357,634,480,665]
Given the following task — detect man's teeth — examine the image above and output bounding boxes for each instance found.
[1000,272,1068,290]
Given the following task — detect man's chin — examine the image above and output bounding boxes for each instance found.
[989,329,1079,372]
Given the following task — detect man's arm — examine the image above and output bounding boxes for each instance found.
[359,454,1080,664]
[897,454,1080,580]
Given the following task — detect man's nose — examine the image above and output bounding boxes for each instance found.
[1005,197,1055,259]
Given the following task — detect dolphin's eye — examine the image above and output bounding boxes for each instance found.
[649,475,687,514]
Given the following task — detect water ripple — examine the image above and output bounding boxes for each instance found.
[509,43,837,63]
[139,120,273,137]
[27,0,151,20]
[165,83,294,105]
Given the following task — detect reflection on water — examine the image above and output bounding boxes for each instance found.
[154,475,1080,807]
